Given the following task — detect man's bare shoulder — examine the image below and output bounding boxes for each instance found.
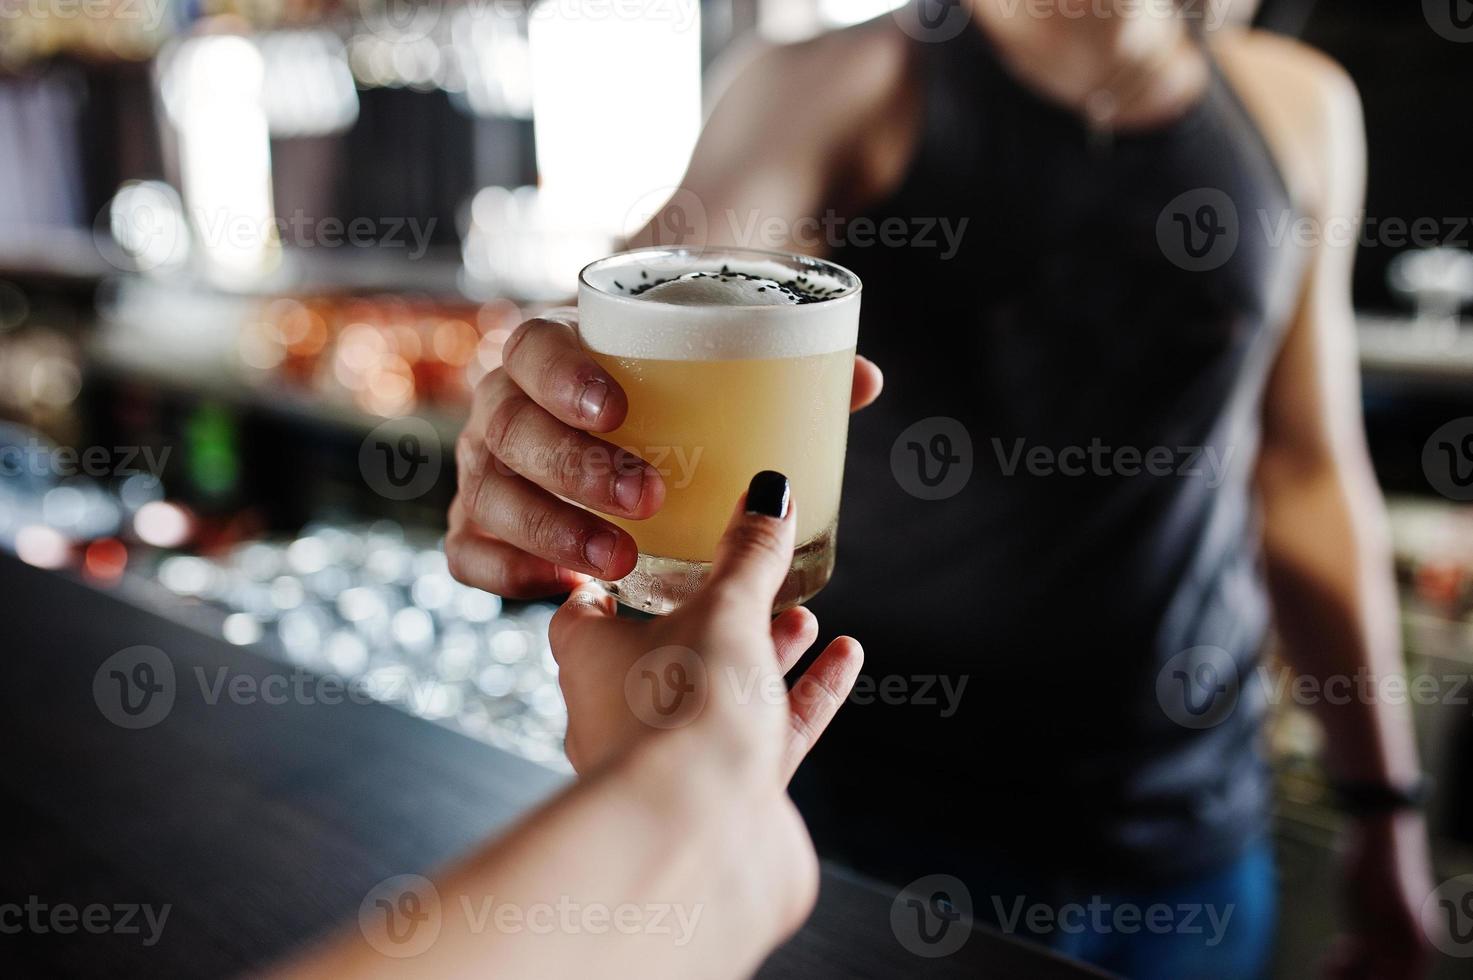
[709,16,912,135]
[1213,28,1365,213]
[1217,28,1360,123]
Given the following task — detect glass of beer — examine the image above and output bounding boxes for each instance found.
[577,246,861,614]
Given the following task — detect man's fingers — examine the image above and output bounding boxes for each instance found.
[445,496,584,598]
[783,636,863,782]
[770,606,818,674]
[701,472,796,618]
[501,314,629,433]
[850,355,883,412]
[477,371,664,519]
[461,463,639,579]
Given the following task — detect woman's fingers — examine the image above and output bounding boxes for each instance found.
[769,606,818,673]
[699,472,797,621]
[850,355,883,412]
[782,636,863,782]
[548,582,630,668]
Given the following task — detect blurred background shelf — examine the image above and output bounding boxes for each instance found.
[1361,315,1473,386]
[3,1,1473,976]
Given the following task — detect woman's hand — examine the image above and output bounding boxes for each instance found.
[549,471,864,785]
[280,477,865,980]
[446,311,882,598]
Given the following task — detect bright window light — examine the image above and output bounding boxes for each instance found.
[528,0,702,243]
[257,30,359,138]
[759,0,906,41]
[160,34,279,286]
[819,0,908,26]
[452,4,535,118]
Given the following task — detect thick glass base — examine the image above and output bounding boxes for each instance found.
[604,523,837,616]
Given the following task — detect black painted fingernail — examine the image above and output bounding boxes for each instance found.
[745,471,790,519]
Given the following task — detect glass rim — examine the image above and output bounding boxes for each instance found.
[578,245,862,308]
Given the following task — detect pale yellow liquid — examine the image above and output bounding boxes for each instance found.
[592,347,856,562]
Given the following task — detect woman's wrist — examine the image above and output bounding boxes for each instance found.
[610,733,812,940]
[615,730,774,821]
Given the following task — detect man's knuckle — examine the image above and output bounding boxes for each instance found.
[444,540,476,586]
[535,347,573,403]
[454,432,480,475]
[464,466,499,525]
[484,391,537,464]
[473,364,504,399]
[547,434,591,493]
[501,319,539,363]
[516,505,564,556]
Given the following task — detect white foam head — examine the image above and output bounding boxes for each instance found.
[637,272,801,307]
[578,248,861,361]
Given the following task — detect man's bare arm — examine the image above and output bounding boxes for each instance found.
[1243,35,1433,979]
[628,22,915,258]
[1250,41,1418,798]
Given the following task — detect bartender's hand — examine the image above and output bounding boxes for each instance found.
[1324,811,1435,980]
[446,311,883,597]
[549,472,864,780]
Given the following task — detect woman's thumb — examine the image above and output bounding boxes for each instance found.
[702,471,795,615]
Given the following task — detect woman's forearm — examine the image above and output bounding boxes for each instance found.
[280,735,802,980]
[284,484,840,979]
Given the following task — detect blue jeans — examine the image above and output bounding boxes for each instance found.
[973,839,1278,980]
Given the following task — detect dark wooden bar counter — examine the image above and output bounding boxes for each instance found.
[0,555,1106,979]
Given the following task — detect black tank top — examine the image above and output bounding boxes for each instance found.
[800,19,1306,884]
